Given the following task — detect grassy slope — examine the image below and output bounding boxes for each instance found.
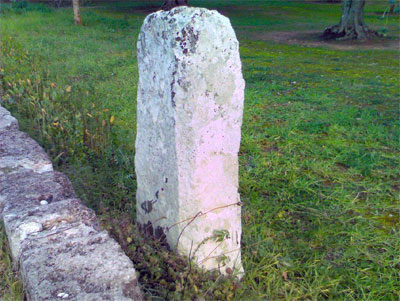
[0,0,399,299]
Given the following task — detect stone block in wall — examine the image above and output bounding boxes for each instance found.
[135,7,244,276]
[2,197,96,261]
[19,222,142,300]
[0,172,144,301]
[0,130,53,176]
[0,106,19,133]
[0,170,76,218]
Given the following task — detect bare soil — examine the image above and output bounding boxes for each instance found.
[242,30,400,50]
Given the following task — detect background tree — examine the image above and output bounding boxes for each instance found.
[323,0,378,40]
[73,0,82,25]
[162,0,188,10]
[389,0,399,14]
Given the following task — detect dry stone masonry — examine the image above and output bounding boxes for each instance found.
[135,7,245,275]
[0,104,143,300]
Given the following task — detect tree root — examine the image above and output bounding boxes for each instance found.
[323,25,381,41]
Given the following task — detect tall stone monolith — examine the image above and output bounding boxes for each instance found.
[135,6,245,276]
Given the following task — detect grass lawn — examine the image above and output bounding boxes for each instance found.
[1,0,399,299]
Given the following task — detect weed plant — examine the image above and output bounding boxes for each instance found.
[0,1,399,299]
[0,224,24,301]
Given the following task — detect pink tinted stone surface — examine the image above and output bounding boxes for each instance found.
[135,6,244,276]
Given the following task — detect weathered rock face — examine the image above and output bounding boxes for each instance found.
[1,170,76,258]
[18,220,141,301]
[0,130,53,176]
[0,170,76,217]
[0,106,18,133]
[135,7,244,275]
[0,104,143,300]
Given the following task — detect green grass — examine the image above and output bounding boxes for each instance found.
[1,0,399,299]
[0,224,24,301]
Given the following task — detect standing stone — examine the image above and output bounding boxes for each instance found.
[135,7,244,276]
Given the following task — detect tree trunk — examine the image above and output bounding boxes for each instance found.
[73,0,82,25]
[161,0,188,11]
[323,0,377,40]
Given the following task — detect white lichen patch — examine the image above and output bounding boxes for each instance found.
[18,222,43,240]
[8,222,43,259]
[0,157,53,175]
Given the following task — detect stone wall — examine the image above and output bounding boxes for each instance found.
[0,105,143,300]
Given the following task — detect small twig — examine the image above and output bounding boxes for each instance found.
[188,240,194,274]
[231,246,242,277]
[175,211,203,249]
[192,235,214,260]
[200,238,270,264]
[167,201,241,231]
[352,192,361,203]
[198,241,223,265]
[202,273,223,298]
[199,248,240,264]
[17,225,75,266]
